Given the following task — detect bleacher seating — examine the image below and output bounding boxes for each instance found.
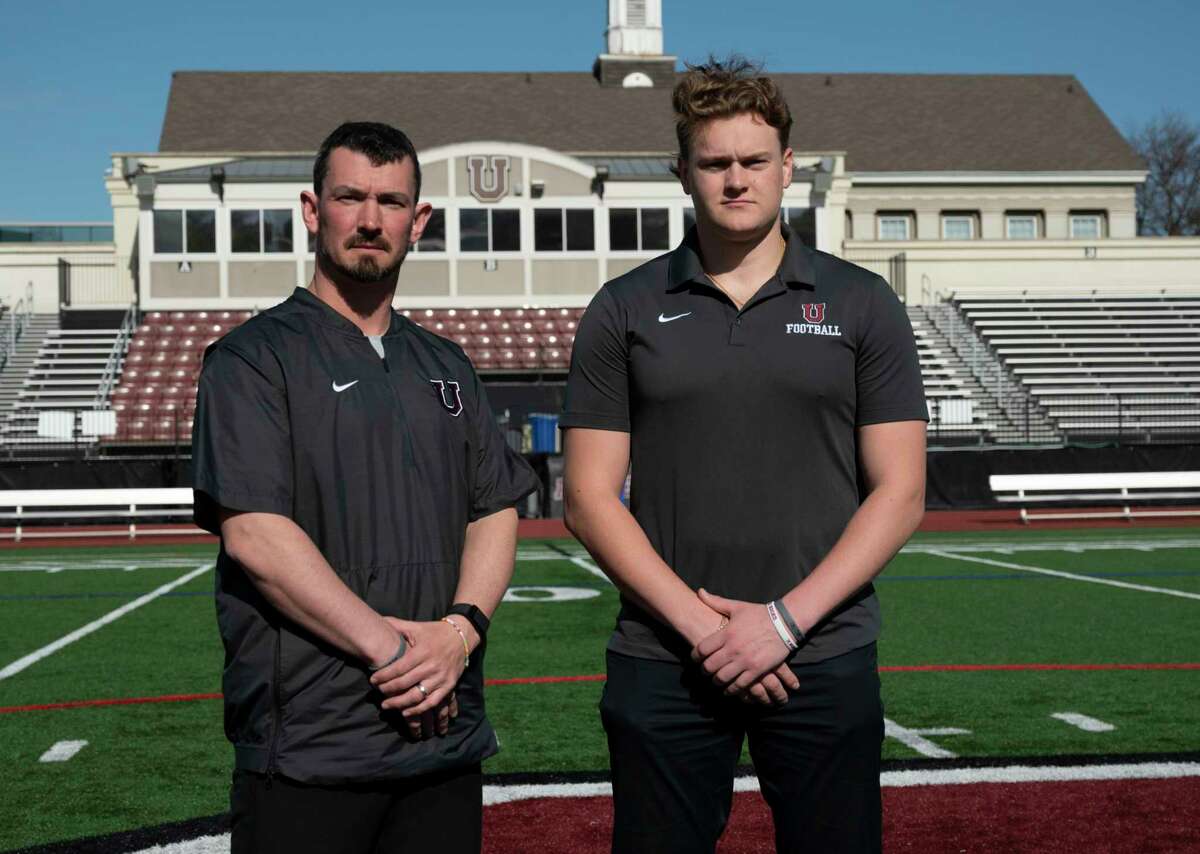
[105,307,582,443]
[956,296,1200,440]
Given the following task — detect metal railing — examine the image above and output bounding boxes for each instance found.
[926,302,1062,444]
[0,283,34,372]
[94,304,138,409]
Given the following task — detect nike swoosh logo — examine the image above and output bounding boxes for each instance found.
[658,312,692,323]
[332,380,359,393]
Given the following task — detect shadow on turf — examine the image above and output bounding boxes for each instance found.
[12,752,1200,854]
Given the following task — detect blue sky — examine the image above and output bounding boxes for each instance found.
[2,0,1197,221]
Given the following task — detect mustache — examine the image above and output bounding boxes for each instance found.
[346,236,392,251]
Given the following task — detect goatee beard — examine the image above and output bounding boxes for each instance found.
[318,237,408,284]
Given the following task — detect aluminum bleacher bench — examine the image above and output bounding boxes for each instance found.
[988,472,1200,523]
[0,488,200,541]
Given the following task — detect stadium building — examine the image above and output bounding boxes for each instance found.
[2,0,1200,507]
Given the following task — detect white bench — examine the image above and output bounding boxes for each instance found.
[0,488,201,541]
[989,472,1200,523]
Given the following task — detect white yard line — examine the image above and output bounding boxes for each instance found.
[1052,712,1116,733]
[0,563,214,681]
[901,538,1200,554]
[38,740,88,763]
[884,718,960,759]
[0,558,210,573]
[569,555,613,585]
[927,550,1200,601]
[131,761,1200,854]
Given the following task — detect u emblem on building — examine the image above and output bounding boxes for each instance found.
[466,155,512,202]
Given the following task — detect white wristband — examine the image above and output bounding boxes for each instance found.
[766,602,799,652]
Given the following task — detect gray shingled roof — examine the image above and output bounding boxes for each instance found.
[158,71,1142,173]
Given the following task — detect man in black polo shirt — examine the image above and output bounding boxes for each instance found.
[192,122,538,854]
[562,60,927,853]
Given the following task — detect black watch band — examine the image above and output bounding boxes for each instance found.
[447,603,490,641]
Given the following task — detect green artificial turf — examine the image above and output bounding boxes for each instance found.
[1,529,1198,850]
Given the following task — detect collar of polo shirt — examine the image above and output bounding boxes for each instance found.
[665,222,818,295]
[292,286,407,338]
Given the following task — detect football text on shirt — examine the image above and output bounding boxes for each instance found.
[785,322,841,337]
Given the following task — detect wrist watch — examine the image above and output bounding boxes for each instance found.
[446,603,490,641]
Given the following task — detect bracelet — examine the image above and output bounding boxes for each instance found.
[441,617,471,668]
[771,599,806,647]
[766,602,799,653]
[367,638,407,672]
[447,603,490,642]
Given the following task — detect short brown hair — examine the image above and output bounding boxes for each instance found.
[672,56,793,167]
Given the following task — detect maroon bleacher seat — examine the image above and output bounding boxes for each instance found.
[545,348,569,369]
[471,349,496,369]
[520,348,541,369]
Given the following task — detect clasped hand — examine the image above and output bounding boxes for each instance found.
[369,617,467,739]
[691,589,799,705]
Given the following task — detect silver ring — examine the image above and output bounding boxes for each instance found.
[417,682,428,698]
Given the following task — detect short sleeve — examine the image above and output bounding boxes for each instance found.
[467,371,540,521]
[855,277,930,427]
[560,287,631,432]
[191,345,294,534]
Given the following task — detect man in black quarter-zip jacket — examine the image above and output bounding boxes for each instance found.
[192,122,538,854]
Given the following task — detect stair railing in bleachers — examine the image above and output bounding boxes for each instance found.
[0,283,34,373]
[93,304,138,409]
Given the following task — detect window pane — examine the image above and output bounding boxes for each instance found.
[609,209,638,250]
[641,207,669,250]
[263,209,293,252]
[417,209,445,251]
[1007,216,1036,239]
[879,216,909,241]
[491,209,521,251]
[942,216,972,240]
[460,209,488,252]
[1071,216,1100,239]
[231,210,261,253]
[787,207,816,247]
[534,208,564,252]
[185,210,216,253]
[683,208,696,233]
[153,210,183,253]
[566,209,594,251]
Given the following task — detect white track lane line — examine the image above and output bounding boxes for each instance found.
[927,550,1200,601]
[1052,712,1116,732]
[131,761,1200,854]
[0,563,214,681]
[38,740,88,763]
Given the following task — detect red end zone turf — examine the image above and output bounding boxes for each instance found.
[482,777,1200,853]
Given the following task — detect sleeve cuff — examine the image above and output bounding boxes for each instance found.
[558,411,631,432]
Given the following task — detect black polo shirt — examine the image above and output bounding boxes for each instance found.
[561,225,927,665]
[192,286,538,784]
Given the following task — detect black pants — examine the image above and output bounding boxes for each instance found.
[230,762,482,854]
[601,644,883,854]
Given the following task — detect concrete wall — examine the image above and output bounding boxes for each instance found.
[228,261,298,298]
[847,182,1139,241]
[532,259,600,294]
[0,245,126,312]
[844,237,1200,303]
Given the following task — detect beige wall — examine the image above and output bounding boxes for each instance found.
[844,237,1200,303]
[150,261,220,298]
[847,183,1139,241]
[457,260,523,295]
[422,160,448,197]
[530,161,593,197]
[605,258,649,280]
[532,259,600,295]
[228,261,298,298]
[398,259,451,296]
